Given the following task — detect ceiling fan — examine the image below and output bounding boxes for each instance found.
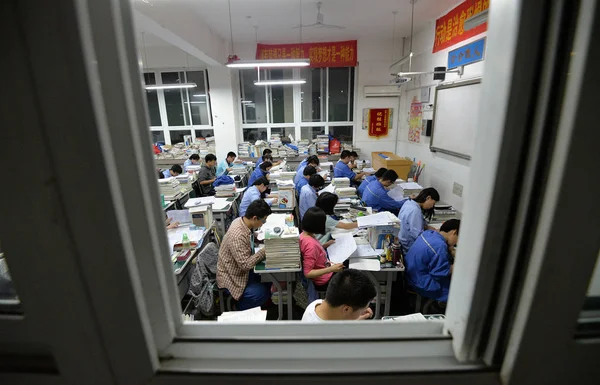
[293,1,345,29]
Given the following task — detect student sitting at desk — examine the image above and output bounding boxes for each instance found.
[183,154,200,172]
[315,192,358,243]
[239,177,272,217]
[300,207,342,291]
[404,219,460,312]
[348,151,359,169]
[357,167,387,197]
[294,155,320,185]
[299,174,325,220]
[197,154,217,196]
[217,200,273,310]
[302,269,376,322]
[162,164,182,178]
[295,165,317,192]
[257,149,281,168]
[362,170,405,215]
[398,187,440,253]
[216,151,237,177]
[333,150,368,185]
[248,161,272,186]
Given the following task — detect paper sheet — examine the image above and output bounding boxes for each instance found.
[400,182,423,190]
[382,313,427,322]
[166,210,192,224]
[319,183,336,195]
[387,186,407,202]
[356,212,400,228]
[320,162,334,167]
[349,258,381,271]
[212,198,232,210]
[184,196,216,208]
[217,306,267,323]
[355,244,380,258]
[327,233,357,263]
[166,227,205,251]
[362,167,375,173]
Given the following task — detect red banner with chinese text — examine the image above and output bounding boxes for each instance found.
[432,0,490,53]
[256,40,357,68]
[368,108,391,138]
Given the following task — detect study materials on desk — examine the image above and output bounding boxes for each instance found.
[185,165,201,172]
[217,306,268,323]
[327,233,357,263]
[355,244,380,258]
[382,313,427,322]
[349,257,381,271]
[167,226,205,252]
[276,184,296,209]
[336,187,357,198]
[319,183,336,195]
[432,203,458,222]
[332,177,350,187]
[320,161,334,168]
[184,196,216,208]
[264,226,301,269]
[362,167,376,174]
[214,184,236,197]
[212,197,233,211]
[158,177,181,200]
[396,182,423,199]
[166,209,192,224]
[356,211,400,228]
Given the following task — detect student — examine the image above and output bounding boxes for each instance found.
[238,177,272,217]
[197,154,217,196]
[333,150,368,184]
[302,269,376,322]
[257,149,281,168]
[398,187,440,253]
[248,161,272,186]
[162,164,182,178]
[362,170,406,215]
[295,165,317,192]
[183,154,200,172]
[315,192,358,243]
[299,174,325,220]
[294,155,320,185]
[349,151,359,169]
[217,200,273,310]
[357,167,387,197]
[404,219,460,308]
[300,207,342,290]
[216,151,237,177]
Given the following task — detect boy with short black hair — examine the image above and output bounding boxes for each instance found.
[334,150,368,185]
[162,164,182,178]
[197,154,217,196]
[217,151,237,176]
[362,169,406,215]
[184,154,201,172]
[295,165,317,192]
[302,269,376,322]
[299,174,325,220]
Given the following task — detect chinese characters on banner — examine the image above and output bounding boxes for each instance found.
[448,38,486,69]
[256,40,357,68]
[408,100,422,143]
[364,108,392,138]
[432,0,490,53]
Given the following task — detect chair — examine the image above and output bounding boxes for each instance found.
[188,242,224,317]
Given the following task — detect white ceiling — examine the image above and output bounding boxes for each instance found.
[134,0,462,45]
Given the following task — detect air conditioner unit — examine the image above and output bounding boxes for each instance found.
[364,85,402,97]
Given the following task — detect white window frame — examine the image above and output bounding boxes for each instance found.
[2,0,600,383]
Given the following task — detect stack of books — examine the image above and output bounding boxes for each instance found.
[186,165,201,172]
[237,142,251,158]
[297,139,310,156]
[316,135,329,154]
[214,184,236,197]
[264,227,301,269]
[432,204,458,222]
[158,177,181,200]
[269,134,282,148]
[336,187,358,198]
[397,182,423,198]
[175,174,194,192]
[332,177,350,188]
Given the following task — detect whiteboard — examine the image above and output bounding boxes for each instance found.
[430,79,482,160]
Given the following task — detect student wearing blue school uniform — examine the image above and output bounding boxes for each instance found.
[357,168,387,197]
[294,155,320,185]
[238,177,271,217]
[362,170,406,215]
[315,192,358,244]
[299,175,325,220]
[295,165,317,192]
[183,154,200,172]
[216,151,237,177]
[162,164,182,178]
[257,149,281,169]
[404,219,460,309]
[248,161,272,186]
[398,187,440,254]
[333,150,368,185]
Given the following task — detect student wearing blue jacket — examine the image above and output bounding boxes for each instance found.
[362,170,405,215]
[238,177,271,217]
[333,150,368,185]
[398,187,440,253]
[357,168,387,197]
[404,219,460,308]
[299,175,325,220]
[183,154,200,172]
[248,161,272,186]
[162,164,182,178]
[216,151,237,176]
[294,155,320,185]
[295,165,317,192]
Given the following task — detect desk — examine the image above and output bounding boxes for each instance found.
[171,224,214,300]
[212,193,241,237]
[362,267,403,319]
[162,200,176,212]
[254,262,300,321]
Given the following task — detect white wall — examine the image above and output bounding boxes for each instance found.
[140,45,206,69]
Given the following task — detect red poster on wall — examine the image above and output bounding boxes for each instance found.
[432,0,490,53]
[367,108,391,138]
[256,40,357,68]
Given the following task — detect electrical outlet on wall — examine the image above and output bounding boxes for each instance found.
[453,182,463,197]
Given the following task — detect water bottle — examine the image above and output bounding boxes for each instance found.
[182,233,191,249]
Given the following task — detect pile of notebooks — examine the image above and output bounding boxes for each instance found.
[158,177,181,200]
[397,182,423,198]
[264,227,301,269]
[316,135,329,154]
[214,184,236,198]
[336,187,358,198]
[175,174,194,192]
[332,177,350,188]
[270,171,296,181]
[432,204,458,222]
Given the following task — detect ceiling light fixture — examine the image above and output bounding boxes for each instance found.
[145,84,197,90]
[193,94,206,97]
[185,101,207,104]
[226,59,311,68]
[397,67,464,77]
[254,80,307,86]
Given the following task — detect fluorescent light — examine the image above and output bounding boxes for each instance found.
[241,100,253,104]
[193,94,206,97]
[145,83,197,90]
[254,80,306,86]
[185,101,206,104]
[226,59,310,68]
[464,9,488,31]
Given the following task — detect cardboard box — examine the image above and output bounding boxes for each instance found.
[189,205,213,228]
[371,152,413,180]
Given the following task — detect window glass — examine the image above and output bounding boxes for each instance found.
[329,125,353,144]
[151,130,165,144]
[243,128,267,142]
[186,71,210,126]
[143,73,162,127]
[301,68,323,122]
[328,67,354,122]
[269,69,294,124]
[240,70,267,124]
[162,72,190,126]
[271,127,295,140]
[169,129,192,144]
[301,126,325,140]
[195,129,214,139]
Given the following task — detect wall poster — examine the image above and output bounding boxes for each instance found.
[408,98,422,143]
